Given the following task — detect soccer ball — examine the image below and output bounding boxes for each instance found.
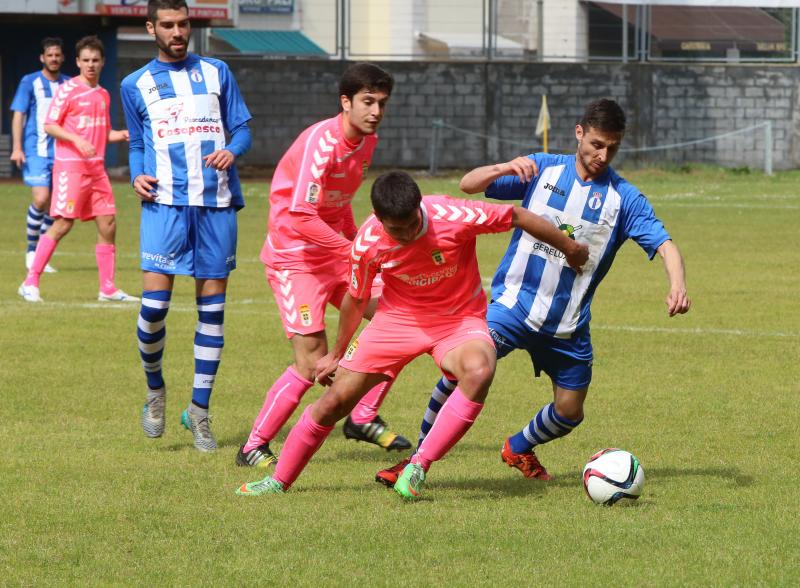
[582,448,645,505]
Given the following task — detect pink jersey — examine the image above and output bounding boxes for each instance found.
[349,195,514,318]
[260,113,378,269]
[45,78,110,172]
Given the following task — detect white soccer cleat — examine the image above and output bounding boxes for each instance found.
[98,289,140,302]
[18,282,43,303]
[25,251,57,273]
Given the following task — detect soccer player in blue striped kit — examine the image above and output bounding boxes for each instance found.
[375,98,691,485]
[121,0,252,451]
[10,38,70,273]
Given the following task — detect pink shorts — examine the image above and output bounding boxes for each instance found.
[51,165,115,221]
[266,263,384,338]
[340,312,493,379]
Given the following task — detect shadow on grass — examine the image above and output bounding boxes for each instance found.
[645,466,754,487]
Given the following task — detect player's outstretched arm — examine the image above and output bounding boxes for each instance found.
[315,293,370,386]
[512,206,589,273]
[108,129,129,143]
[657,240,691,316]
[10,111,26,168]
[460,156,539,194]
[44,123,96,158]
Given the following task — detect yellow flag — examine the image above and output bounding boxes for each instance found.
[535,95,551,153]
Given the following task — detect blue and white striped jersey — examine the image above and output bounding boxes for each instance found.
[121,54,252,208]
[10,71,70,158]
[487,153,670,341]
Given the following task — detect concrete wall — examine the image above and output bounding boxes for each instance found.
[116,57,798,171]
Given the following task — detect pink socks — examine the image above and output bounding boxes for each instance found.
[349,379,394,424]
[95,243,116,295]
[273,406,334,489]
[412,387,484,472]
[244,366,313,452]
[24,234,58,287]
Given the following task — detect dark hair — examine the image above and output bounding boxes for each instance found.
[579,98,626,134]
[370,171,422,220]
[76,35,104,59]
[148,0,189,23]
[339,63,394,101]
[41,37,63,54]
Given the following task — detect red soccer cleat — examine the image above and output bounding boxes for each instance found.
[375,457,412,488]
[501,438,553,480]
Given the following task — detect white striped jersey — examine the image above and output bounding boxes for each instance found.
[121,54,251,208]
[10,71,70,159]
[487,153,670,341]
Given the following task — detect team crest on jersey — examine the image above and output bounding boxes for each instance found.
[66,201,75,214]
[306,182,320,204]
[555,216,582,240]
[588,191,603,210]
[299,304,312,327]
[190,68,203,83]
[344,339,359,361]
[431,249,445,265]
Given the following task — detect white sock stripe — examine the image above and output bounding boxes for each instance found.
[442,379,457,391]
[138,339,165,354]
[522,427,538,445]
[193,374,216,388]
[194,344,222,361]
[142,298,170,309]
[143,362,161,371]
[197,302,225,312]
[137,315,166,332]
[531,419,555,442]
[197,322,224,337]
[431,389,450,404]
[423,407,439,425]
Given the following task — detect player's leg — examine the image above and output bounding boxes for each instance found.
[179,206,238,452]
[139,271,174,438]
[395,319,496,500]
[179,276,227,452]
[238,264,331,466]
[23,157,57,272]
[342,293,412,452]
[502,342,590,480]
[19,214,73,302]
[237,368,390,495]
[91,175,137,302]
[138,201,182,438]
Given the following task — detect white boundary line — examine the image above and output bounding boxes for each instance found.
[1,298,795,339]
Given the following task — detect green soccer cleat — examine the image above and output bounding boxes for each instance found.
[180,408,217,452]
[394,462,426,501]
[236,476,285,496]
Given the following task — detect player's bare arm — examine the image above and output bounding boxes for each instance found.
[10,111,26,168]
[44,123,96,158]
[315,293,370,386]
[203,149,235,171]
[657,240,691,317]
[132,175,159,202]
[511,206,589,273]
[459,156,539,194]
[108,129,129,143]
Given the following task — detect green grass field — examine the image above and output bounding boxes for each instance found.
[1,167,798,585]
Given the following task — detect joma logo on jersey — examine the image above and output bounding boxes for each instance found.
[431,249,445,265]
[148,82,168,94]
[345,339,358,361]
[544,182,566,197]
[299,304,312,327]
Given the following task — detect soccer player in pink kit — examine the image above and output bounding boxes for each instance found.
[237,64,411,468]
[19,35,135,303]
[237,171,589,499]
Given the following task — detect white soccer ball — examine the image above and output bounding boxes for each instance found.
[582,448,645,505]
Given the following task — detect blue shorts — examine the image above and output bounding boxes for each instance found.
[23,155,53,187]
[140,202,237,279]
[487,302,593,391]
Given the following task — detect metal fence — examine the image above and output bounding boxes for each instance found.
[229,0,800,63]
